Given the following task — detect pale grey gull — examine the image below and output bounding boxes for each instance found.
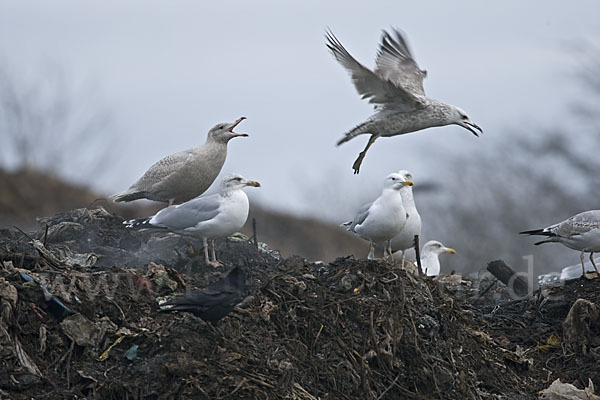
[373,169,421,260]
[112,117,248,205]
[417,240,456,276]
[125,173,260,267]
[521,210,600,276]
[326,28,482,173]
[342,172,414,259]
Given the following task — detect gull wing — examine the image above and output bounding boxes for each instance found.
[150,193,221,230]
[375,29,427,97]
[346,201,373,233]
[554,210,600,238]
[326,30,425,112]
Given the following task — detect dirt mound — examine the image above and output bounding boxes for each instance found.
[1,208,600,399]
[0,167,366,262]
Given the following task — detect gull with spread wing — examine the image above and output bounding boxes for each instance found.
[326,29,482,173]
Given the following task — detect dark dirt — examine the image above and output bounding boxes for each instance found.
[1,207,600,399]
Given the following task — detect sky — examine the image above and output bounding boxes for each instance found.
[1,0,599,223]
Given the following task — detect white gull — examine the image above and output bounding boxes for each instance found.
[373,169,421,260]
[342,172,414,259]
[418,240,456,276]
[125,173,260,267]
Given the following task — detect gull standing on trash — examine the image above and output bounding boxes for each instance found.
[419,240,456,276]
[326,29,482,173]
[520,210,600,276]
[343,172,414,259]
[159,266,245,326]
[125,174,260,267]
[373,169,421,260]
[111,117,248,205]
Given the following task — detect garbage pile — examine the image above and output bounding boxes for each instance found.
[1,207,600,399]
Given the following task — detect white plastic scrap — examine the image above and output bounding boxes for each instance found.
[540,378,599,400]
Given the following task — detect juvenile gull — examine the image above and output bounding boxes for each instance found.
[125,173,260,267]
[112,117,248,205]
[520,210,600,276]
[373,169,421,259]
[159,266,245,325]
[342,172,414,259]
[418,240,456,276]
[326,29,482,173]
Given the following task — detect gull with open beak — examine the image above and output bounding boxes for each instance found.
[125,174,260,267]
[326,28,482,173]
[342,172,414,259]
[111,117,248,205]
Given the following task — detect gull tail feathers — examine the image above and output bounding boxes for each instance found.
[533,238,559,246]
[110,190,148,203]
[336,120,371,145]
[123,217,153,229]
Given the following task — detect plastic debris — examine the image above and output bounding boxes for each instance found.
[124,345,139,361]
[19,272,73,320]
[540,378,599,399]
[537,333,562,352]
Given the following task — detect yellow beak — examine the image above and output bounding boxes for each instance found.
[246,180,261,187]
[444,247,456,254]
[402,180,414,187]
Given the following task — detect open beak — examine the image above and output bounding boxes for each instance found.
[459,120,483,137]
[229,117,248,137]
[444,247,456,254]
[245,180,261,188]
[402,180,414,187]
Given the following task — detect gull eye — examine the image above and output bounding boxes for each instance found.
[461,115,468,120]
[218,125,225,129]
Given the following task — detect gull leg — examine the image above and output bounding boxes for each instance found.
[368,242,375,260]
[203,238,210,265]
[352,134,379,174]
[590,252,600,275]
[208,240,222,268]
[386,240,393,261]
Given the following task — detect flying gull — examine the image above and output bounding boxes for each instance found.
[373,169,421,260]
[326,28,482,173]
[160,266,245,326]
[418,240,456,276]
[521,210,600,276]
[343,172,414,259]
[125,173,260,267]
[112,117,248,205]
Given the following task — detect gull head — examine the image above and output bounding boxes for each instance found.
[449,106,482,137]
[383,172,414,191]
[221,173,261,193]
[396,170,414,186]
[423,240,456,256]
[208,117,248,143]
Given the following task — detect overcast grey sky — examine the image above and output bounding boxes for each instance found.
[1,0,599,221]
